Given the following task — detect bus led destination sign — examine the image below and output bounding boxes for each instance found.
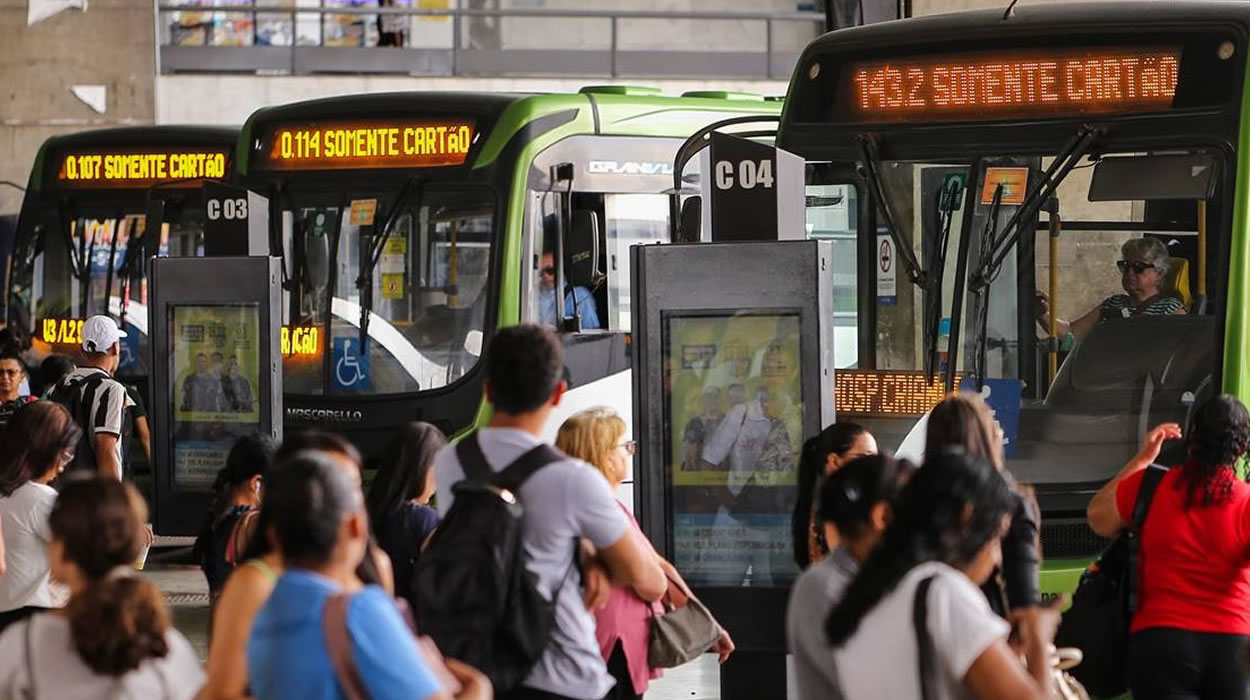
[56,151,228,187]
[842,46,1180,123]
[260,120,474,170]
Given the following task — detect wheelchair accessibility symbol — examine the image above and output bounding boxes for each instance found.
[333,337,370,391]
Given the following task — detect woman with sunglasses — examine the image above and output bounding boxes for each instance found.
[0,402,81,634]
[1035,236,1185,343]
[557,407,734,700]
[0,350,35,436]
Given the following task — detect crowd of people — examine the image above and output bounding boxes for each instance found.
[0,314,1247,699]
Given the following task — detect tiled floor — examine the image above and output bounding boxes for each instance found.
[148,564,795,700]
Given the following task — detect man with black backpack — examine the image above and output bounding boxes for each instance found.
[47,315,134,481]
[420,324,666,700]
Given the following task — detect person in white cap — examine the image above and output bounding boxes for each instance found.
[46,315,134,481]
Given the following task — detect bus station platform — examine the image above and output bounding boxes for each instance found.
[144,562,782,700]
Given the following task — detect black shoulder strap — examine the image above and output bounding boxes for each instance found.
[1127,464,1167,613]
[912,575,938,700]
[454,432,564,491]
[496,444,564,491]
[455,432,492,482]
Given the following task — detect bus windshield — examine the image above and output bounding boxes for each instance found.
[17,202,207,377]
[278,184,494,396]
[830,147,1220,502]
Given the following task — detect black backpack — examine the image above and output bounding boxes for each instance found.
[1054,465,1167,697]
[46,371,114,473]
[411,433,567,694]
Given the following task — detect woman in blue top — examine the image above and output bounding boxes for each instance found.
[366,421,445,606]
[246,451,489,700]
[1035,237,1186,343]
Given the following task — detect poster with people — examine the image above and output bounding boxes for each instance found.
[170,304,261,488]
[665,312,803,587]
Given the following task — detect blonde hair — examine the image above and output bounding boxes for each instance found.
[556,407,626,481]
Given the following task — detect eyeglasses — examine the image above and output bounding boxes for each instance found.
[619,440,637,456]
[59,449,75,466]
[1116,260,1156,275]
[540,266,556,276]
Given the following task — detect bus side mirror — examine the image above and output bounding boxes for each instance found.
[677,197,701,243]
[565,209,601,289]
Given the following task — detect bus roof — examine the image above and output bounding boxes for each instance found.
[29,125,239,195]
[801,1,1250,54]
[238,90,782,174]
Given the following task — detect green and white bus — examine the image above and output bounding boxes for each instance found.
[237,87,782,502]
[775,1,1250,597]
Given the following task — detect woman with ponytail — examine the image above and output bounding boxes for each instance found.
[193,433,277,603]
[1088,395,1250,699]
[0,476,203,698]
[826,452,1060,700]
[0,401,81,634]
[790,423,876,569]
[788,454,915,699]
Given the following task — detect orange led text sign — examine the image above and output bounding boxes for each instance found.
[843,47,1180,123]
[834,369,965,417]
[39,318,85,347]
[260,120,474,170]
[281,325,321,356]
[56,151,228,188]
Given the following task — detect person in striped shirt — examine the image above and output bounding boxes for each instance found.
[1034,237,1186,343]
[48,316,134,481]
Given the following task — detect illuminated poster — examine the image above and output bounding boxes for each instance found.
[665,311,802,587]
[170,304,262,488]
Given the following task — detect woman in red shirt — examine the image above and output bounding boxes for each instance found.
[1088,394,1250,700]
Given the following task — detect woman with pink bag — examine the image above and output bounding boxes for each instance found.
[557,408,734,700]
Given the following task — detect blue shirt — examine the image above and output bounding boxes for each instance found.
[539,286,601,329]
[247,570,443,700]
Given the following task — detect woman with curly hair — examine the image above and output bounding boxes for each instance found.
[1088,394,1250,700]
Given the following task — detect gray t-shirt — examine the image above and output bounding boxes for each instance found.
[787,546,858,700]
[0,613,204,700]
[434,427,629,700]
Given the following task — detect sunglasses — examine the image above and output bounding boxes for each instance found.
[619,440,637,456]
[1116,260,1156,274]
[540,266,556,276]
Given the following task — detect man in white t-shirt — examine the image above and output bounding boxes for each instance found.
[433,324,666,700]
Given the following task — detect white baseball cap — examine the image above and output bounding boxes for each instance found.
[82,315,127,353]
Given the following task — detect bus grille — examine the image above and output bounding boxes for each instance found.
[1041,521,1110,560]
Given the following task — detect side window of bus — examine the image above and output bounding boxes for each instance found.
[804,178,860,369]
[603,193,667,331]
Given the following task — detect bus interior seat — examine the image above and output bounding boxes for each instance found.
[565,209,602,290]
[1163,256,1193,310]
[1010,315,1216,484]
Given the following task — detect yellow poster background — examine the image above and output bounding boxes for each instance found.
[667,314,802,487]
[172,305,261,424]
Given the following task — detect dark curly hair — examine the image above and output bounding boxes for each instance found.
[1179,394,1250,510]
[50,477,169,676]
[825,451,1018,647]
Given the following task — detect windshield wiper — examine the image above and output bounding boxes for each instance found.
[858,134,926,287]
[967,184,1004,390]
[969,125,1100,293]
[356,177,424,344]
[959,125,1101,389]
[924,176,964,382]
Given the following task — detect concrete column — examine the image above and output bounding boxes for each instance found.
[0,0,156,214]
